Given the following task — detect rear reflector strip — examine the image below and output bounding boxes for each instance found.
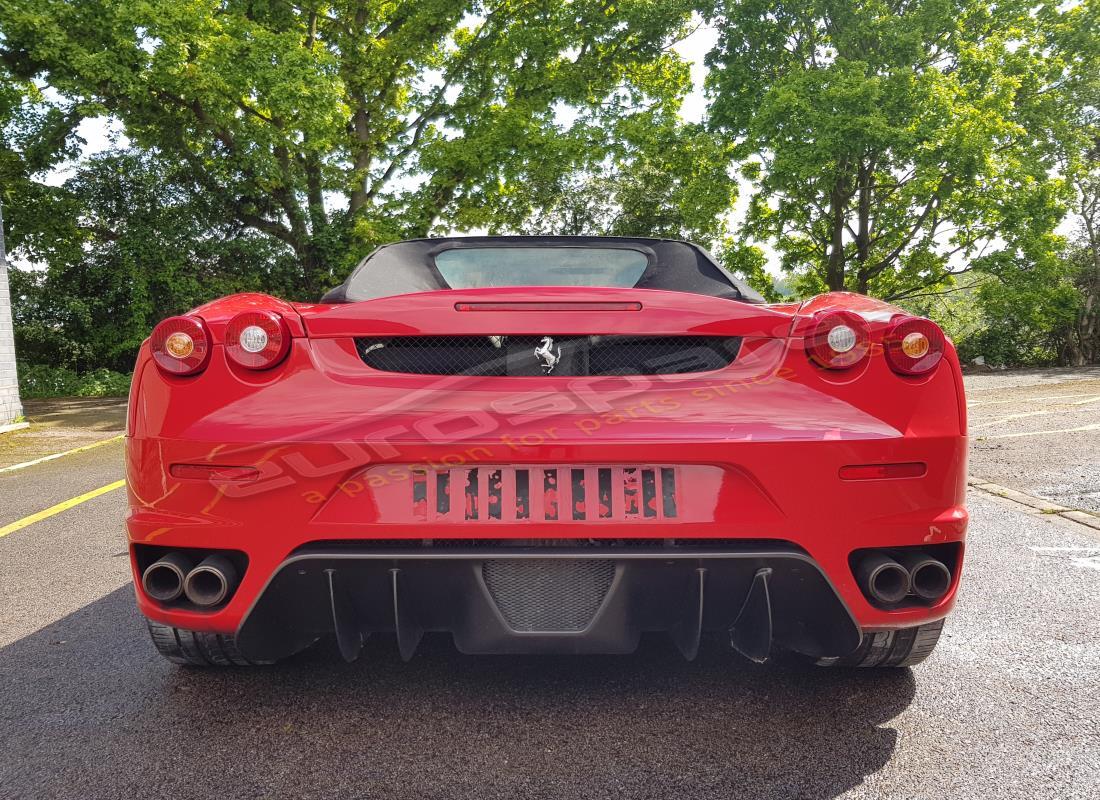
[411,465,678,522]
[170,464,261,482]
[455,302,642,312]
[838,462,926,481]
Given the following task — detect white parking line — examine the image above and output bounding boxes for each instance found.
[968,392,1100,408]
[1029,546,1100,571]
[0,434,124,473]
[971,397,1100,429]
[984,423,1100,440]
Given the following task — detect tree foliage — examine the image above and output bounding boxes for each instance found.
[3,0,1100,372]
[517,118,738,244]
[705,0,1069,299]
[12,150,301,372]
[1,0,695,296]
[1045,0,1100,364]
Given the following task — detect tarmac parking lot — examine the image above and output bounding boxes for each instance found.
[1,370,1097,799]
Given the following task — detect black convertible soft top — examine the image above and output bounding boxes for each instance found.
[321,236,765,304]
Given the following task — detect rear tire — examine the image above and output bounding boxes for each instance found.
[815,619,945,668]
[146,620,267,666]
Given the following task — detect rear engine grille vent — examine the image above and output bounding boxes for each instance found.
[412,465,678,523]
[482,559,616,632]
[355,335,740,376]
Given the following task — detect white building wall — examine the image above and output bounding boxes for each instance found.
[0,204,24,425]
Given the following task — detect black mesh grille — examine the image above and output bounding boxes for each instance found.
[482,559,616,632]
[355,335,740,376]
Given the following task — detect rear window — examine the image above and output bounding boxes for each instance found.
[433,247,649,289]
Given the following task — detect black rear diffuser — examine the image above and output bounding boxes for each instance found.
[235,546,862,663]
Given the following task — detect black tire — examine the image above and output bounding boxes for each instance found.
[146,620,268,666]
[815,618,945,668]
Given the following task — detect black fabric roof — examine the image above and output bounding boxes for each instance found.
[321,236,766,304]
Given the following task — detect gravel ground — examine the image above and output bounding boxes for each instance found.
[965,368,1100,514]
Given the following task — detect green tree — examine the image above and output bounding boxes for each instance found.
[12,150,301,372]
[1,0,695,296]
[0,62,84,255]
[704,0,1068,299]
[1045,0,1100,364]
[517,119,738,244]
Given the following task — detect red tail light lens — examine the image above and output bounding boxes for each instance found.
[150,316,211,376]
[806,311,871,369]
[225,311,290,369]
[884,317,945,375]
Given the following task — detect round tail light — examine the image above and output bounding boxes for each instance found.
[884,317,945,375]
[225,311,290,369]
[806,311,871,369]
[150,316,211,376]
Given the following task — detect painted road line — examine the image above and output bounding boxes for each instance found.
[967,392,1099,408]
[971,397,1100,429]
[0,434,124,473]
[983,423,1100,440]
[0,480,126,539]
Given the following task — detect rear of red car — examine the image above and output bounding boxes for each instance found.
[125,238,966,667]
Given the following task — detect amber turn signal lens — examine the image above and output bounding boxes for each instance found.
[164,332,195,359]
[901,331,930,359]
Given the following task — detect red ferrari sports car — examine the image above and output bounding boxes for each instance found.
[126,236,967,668]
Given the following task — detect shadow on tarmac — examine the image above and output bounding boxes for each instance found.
[0,586,915,800]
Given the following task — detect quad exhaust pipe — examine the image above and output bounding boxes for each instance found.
[894,551,952,601]
[183,555,239,607]
[141,552,240,607]
[141,552,195,603]
[856,553,911,605]
[855,550,951,606]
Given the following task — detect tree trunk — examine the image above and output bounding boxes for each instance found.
[1079,214,1100,364]
[854,159,873,294]
[826,171,848,291]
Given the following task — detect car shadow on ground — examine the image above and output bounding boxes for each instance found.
[1,586,915,800]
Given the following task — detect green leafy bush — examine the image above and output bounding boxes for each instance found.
[18,365,132,398]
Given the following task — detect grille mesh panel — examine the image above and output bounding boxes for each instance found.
[482,559,616,632]
[356,335,740,376]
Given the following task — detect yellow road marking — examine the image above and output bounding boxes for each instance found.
[0,434,124,473]
[0,480,126,539]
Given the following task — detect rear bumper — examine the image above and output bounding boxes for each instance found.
[235,545,862,662]
[126,433,968,644]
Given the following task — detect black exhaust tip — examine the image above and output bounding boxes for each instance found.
[141,552,194,603]
[896,552,952,601]
[183,554,239,607]
[856,552,909,605]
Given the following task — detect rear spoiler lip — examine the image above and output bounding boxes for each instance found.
[294,286,797,339]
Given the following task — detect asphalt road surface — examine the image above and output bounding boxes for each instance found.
[1,374,1098,800]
